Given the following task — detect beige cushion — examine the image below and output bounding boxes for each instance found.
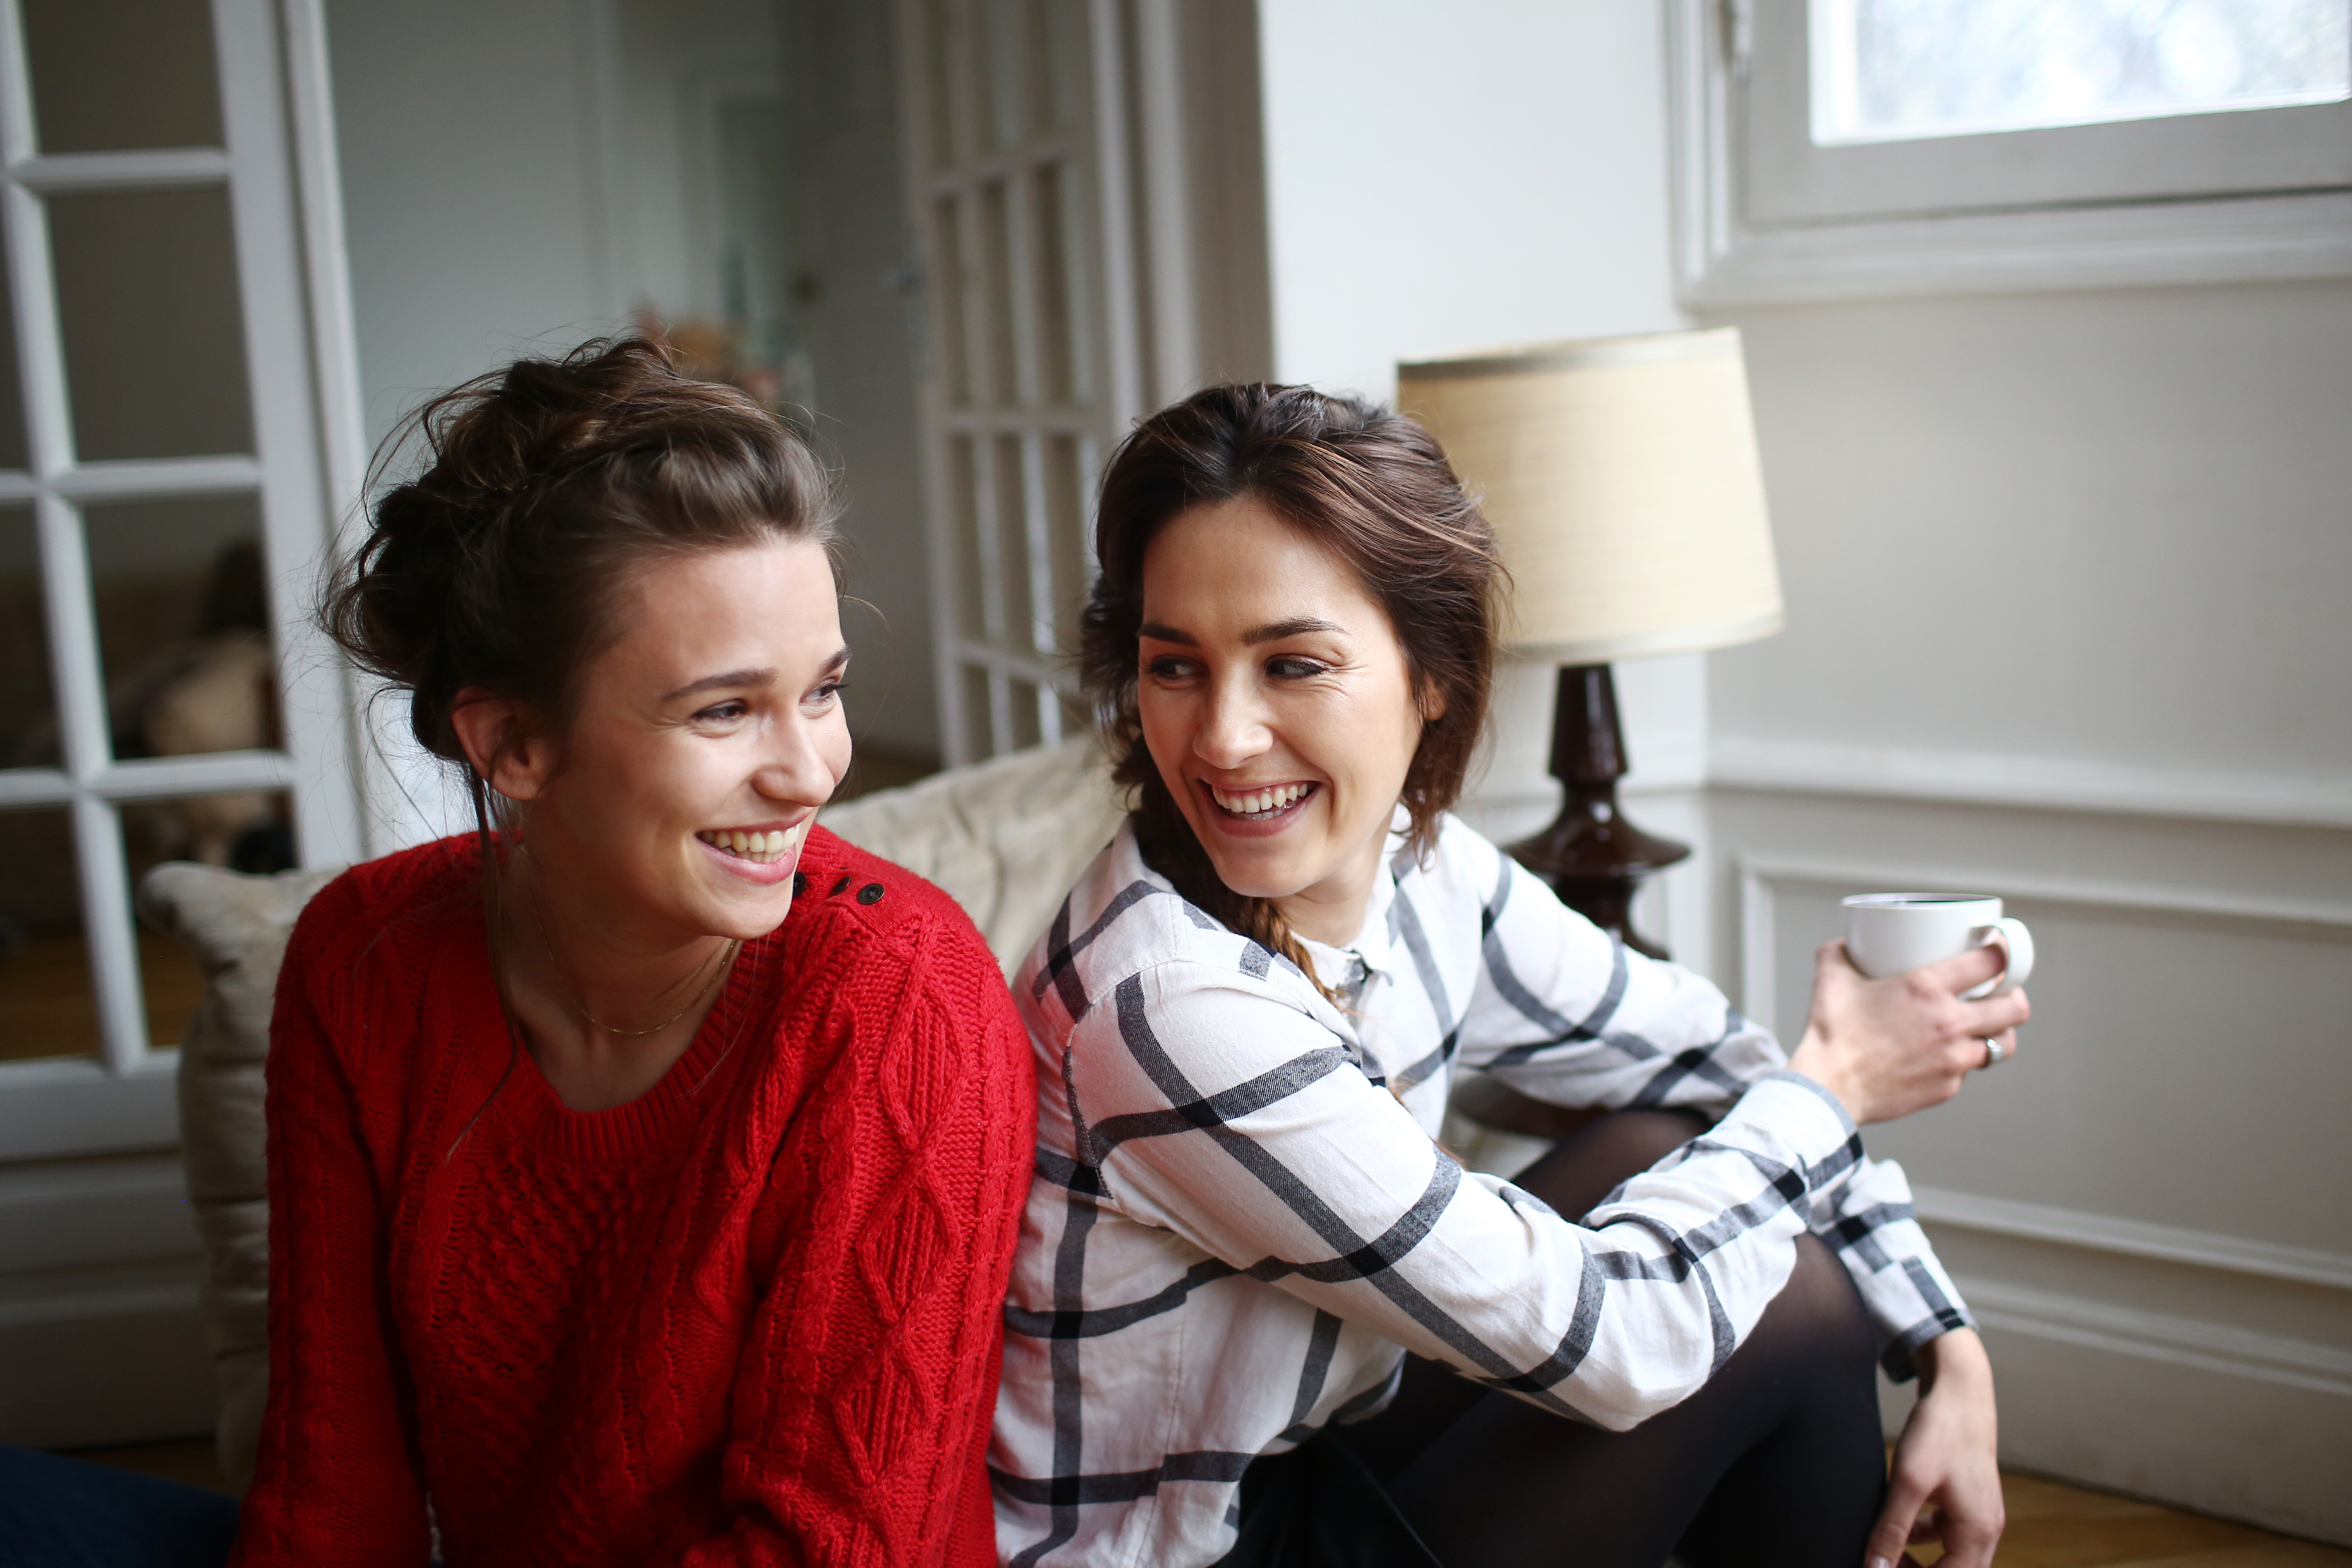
[821,736,1127,971]
[136,861,341,1492]
[136,737,1122,1488]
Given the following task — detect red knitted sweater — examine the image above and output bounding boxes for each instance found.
[231,828,1034,1567]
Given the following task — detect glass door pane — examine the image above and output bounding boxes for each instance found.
[49,186,254,461]
[0,504,52,767]
[20,0,224,154]
[0,805,100,1063]
[83,494,274,761]
[0,280,27,473]
[122,788,291,1051]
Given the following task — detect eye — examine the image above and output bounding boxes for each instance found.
[693,699,751,724]
[1267,656,1326,679]
[1144,654,1199,682]
[807,678,844,708]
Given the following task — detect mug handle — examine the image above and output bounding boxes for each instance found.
[1960,918,2035,1001]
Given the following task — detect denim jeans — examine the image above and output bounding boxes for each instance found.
[0,1445,238,1568]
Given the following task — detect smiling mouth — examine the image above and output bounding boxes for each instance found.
[696,827,801,864]
[1206,781,1318,821]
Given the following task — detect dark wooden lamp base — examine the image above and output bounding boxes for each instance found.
[1454,662,1692,1140]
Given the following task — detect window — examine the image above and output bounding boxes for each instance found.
[1813,0,2349,144]
[1668,0,2352,303]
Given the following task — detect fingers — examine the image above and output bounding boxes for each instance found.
[1937,1506,2003,1568]
[1920,942,2006,995]
[1960,986,2031,1039]
[1865,1472,1933,1568]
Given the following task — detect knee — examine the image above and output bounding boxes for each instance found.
[1772,1233,1876,1360]
[1512,1108,1711,1220]
[1598,1108,1711,1162]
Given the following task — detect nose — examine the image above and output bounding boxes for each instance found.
[1192,674,1272,772]
[752,712,842,810]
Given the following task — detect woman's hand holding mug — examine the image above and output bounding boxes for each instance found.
[1786,894,2034,1125]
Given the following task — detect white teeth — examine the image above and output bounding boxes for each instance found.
[700,827,801,863]
[1212,782,1311,817]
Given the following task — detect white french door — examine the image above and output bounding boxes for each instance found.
[892,0,1266,765]
[0,0,363,1160]
[895,0,1128,765]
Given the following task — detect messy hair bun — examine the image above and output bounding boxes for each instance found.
[324,335,838,774]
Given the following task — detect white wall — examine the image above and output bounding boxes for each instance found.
[325,0,936,834]
[1259,0,2352,1541]
[1257,0,1713,961]
[327,0,623,449]
[1259,0,1685,401]
[1714,282,2352,796]
[1709,279,2352,1541]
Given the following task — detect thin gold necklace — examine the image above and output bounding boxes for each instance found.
[513,855,741,1039]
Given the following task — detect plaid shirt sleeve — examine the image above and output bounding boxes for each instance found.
[1066,953,1876,1430]
[1449,838,1973,1379]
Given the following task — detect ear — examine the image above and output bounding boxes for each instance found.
[447,689,557,802]
[1415,678,1449,726]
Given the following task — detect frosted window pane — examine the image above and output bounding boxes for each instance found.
[1813,0,2352,143]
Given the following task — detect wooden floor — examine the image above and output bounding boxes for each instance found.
[1926,1471,2352,1567]
[66,1440,2352,1563]
[0,928,210,1062]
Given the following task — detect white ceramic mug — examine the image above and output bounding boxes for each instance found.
[1841,893,2034,1000]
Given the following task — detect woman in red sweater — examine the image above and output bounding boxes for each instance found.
[228,339,1033,1566]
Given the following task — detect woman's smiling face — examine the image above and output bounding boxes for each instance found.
[1137,497,1431,947]
[498,538,852,948]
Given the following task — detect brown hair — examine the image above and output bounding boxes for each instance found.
[1080,383,1503,984]
[324,335,839,833]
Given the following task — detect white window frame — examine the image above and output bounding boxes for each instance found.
[1668,0,2352,306]
[0,0,367,1160]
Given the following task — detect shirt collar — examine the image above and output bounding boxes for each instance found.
[1297,809,1410,987]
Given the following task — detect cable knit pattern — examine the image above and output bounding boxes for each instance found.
[230,827,1033,1568]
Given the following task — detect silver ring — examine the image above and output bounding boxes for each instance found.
[1980,1037,2006,1069]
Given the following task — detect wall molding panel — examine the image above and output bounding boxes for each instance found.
[0,1153,208,1447]
[1721,788,2351,1539]
[1710,737,2352,832]
[1914,1186,2352,1295]
[0,1267,212,1449]
[1959,1276,2352,1401]
[1733,851,2352,1043]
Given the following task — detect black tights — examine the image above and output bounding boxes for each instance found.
[1328,1111,1889,1568]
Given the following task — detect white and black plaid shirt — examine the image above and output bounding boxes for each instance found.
[990,814,1971,1568]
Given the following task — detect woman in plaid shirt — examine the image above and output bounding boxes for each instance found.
[989,385,2024,1568]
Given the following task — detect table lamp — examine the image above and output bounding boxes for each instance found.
[1399,327,1782,960]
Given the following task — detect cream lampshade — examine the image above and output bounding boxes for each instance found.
[1397,326,1783,663]
[1397,327,1783,979]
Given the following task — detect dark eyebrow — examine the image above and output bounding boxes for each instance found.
[663,668,776,701]
[1137,618,1345,647]
[660,647,851,704]
[1242,617,1344,645]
